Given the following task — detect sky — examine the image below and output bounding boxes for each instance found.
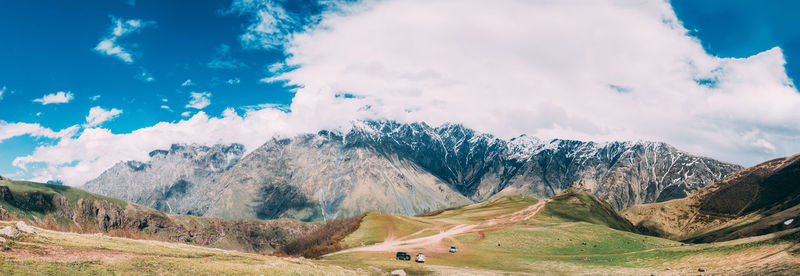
[0,0,799,186]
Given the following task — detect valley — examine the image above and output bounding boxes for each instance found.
[1,139,799,275]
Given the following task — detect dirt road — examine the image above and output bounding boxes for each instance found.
[328,199,548,256]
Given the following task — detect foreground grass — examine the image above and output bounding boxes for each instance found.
[0,224,357,275]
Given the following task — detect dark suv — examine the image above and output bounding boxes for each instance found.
[396,252,411,261]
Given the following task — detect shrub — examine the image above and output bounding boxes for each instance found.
[278,214,365,259]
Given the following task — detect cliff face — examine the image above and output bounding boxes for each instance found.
[85,120,742,221]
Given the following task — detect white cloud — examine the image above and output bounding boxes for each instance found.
[181,79,195,87]
[135,70,155,82]
[228,1,294,49]
[90,95,101,101]
[0,85,7,101]
[266,0,800,166]
[160,105,173,112]
[185,92,211,109]
[222,107,238,118]
[181,111,192,117]
[85,107,123,127]
[208,44,246,69]
[0,122,78,143]
[33,91,74,105]
[94,17,153,63]
[12,109,296,185]
[226,78,241,84]
[95,39,132,63]
[11,0,800,186]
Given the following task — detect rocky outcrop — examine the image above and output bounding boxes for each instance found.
[0,185,12,202]
[0,206,11,221]
[0,226,19,237]
[85,121,742,221]
[15,221,37,235]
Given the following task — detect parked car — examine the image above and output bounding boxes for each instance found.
[396,252,411,261]
[415,253,426,263]
[449,245,457,253]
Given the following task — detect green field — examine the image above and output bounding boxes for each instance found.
[323,193,800,275]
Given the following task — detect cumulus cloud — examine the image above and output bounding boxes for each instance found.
[222,107,238,118]
[207,44,246,69]
[186,92,211,109]
[226,78,241,84]
[94,17,153,63]
[85,107,123,127]
[10,0,800,186]
[0,122,78,143]
[181,79,195,87]
[12,109,296,185]
[90,95,101,101]
[33,91,74,105]
[267,0,800,166]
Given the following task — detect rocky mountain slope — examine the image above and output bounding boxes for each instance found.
[84,144,245,216]
[84,121,742,221]
[623,153,800,242]
[0,178,314,253]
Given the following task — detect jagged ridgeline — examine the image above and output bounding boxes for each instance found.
[83,121,742,222]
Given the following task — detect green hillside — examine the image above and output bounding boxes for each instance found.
[0,179,315,253]
[322,193,800,274]
[624,153,800,243]
[538,187,636,232]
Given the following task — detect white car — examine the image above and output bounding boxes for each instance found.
[449,245,457,253]
[415,253,425,263]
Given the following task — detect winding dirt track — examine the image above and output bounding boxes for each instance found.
[328,199,548,256]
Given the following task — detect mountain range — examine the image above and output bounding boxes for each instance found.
[83,120,742,221]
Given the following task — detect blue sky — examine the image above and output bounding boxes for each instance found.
[0,0,313,177]
[1,0,799,185]
[672,0,800,81]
